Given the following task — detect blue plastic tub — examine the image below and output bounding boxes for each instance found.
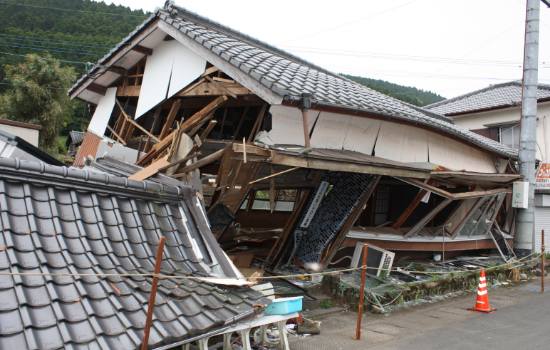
[264,296,303,315]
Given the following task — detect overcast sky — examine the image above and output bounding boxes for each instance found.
[96,0,550,99]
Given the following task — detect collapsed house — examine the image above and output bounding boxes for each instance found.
[0,156,300,349]
[68,1,520,277]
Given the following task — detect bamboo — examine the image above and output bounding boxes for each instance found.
[141,236,166,350]
[355,244,368,340]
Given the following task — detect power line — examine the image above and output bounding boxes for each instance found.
[277,0,421,45]
[415,21,525,84]
[0,82,68,90]
[282,46,533,67]
[0,34,114,49]
[0,1,149,18]
[0,42,105,56]
[0,40,107,55]
[0,51,87,65]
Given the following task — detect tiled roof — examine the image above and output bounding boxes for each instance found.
[0,157,270,349]
[68,2,519,160]
[425,81,550,115]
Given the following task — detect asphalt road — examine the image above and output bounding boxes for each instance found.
[289,281,550,350]
[371,290,550,350]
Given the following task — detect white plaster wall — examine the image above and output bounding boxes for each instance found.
[452,101,550,161]
[0,124,40,147]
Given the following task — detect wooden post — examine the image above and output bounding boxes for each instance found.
[355,244,368,340]
[141,236,166,350]
[542,229,545,293]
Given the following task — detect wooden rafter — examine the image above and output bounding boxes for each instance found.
[393,179,436,229]
[115,99,160,142]
[159,99,182,140]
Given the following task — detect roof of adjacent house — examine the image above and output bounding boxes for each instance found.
[68,1,519,160]
[425,81,550,116]
[0,157,269,349]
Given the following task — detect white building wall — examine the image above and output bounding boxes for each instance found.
[451,101,550,162]
[0,124,40,147]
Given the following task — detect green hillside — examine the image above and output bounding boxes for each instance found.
[342,74,445,107]
[0,0,149,132]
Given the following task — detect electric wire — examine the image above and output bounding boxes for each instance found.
[0,51,88,65]
[278,0,421,45]
[0,34,115,50]
[0,33,114,47]
[0,42,106,56]
[0,1,149,17]
[0,82,70,90]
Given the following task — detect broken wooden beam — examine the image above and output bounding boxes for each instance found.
[106,125,127,146]
[205,76,237,98]
[248,104,268,141]
[393,179,436,229]
[158,152,201,172]
[181,95,228,133]
[249,167,300,184]
[115,99,161,142]
[159,99,182,140]
[172,148,226,178]
[129,156,170,181]
[232,106,249,141]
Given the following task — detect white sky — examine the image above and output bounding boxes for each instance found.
[96,0,550,99]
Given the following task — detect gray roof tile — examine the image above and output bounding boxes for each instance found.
[425,81,550,115]
[0,158,272,348]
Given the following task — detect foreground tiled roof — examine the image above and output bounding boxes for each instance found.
[0,157,269,349]
[68,1,519,160]
[425,81,550,115]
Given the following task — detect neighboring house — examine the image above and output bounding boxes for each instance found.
[0,118,41,147]
[0,129,63,166]
[425,81,550,252]
[68,0,519,282]
[65,131,86,157]
[0,156,287,350]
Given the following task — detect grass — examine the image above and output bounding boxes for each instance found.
[319,300,333,309]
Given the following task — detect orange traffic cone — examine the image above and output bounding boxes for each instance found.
[468,270,496,314]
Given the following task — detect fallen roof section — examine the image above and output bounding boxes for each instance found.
[270,146,432,179]
[0,157,275,349]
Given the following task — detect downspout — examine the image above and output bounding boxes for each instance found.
[297,93,313,157]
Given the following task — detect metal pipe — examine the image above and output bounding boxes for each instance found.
[141,236,166,350]
[515,0,540,257]
[297,93,312,148]
[355,244,368,340]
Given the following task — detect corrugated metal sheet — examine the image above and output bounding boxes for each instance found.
[535,207,550,252]
[73,131,102,167]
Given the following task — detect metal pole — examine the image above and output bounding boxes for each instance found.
[141,236,166,350]
[542,229,545,293]
[355,244,368,340]
[515,0,540,257]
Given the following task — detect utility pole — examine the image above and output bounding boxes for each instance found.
[515,0,540,257]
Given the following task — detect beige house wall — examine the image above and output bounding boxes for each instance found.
[451,101,550,161]
[0,124,40,147]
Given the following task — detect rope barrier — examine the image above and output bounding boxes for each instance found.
[0,252,538,281]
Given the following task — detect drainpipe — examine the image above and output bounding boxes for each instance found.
[515,0,540,257]
[297,93,313,157]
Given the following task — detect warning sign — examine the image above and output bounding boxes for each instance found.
[535,163,550,188]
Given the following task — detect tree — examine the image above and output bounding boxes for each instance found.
[0,53,77,153]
